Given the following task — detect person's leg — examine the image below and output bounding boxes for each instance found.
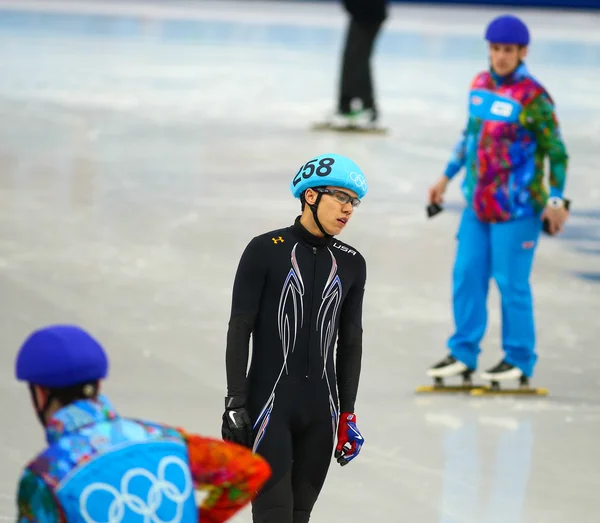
[351,20,383,116]
[446,208,492,371]
[290,418,335,523]
[338,17,354,114]
[338,18,382,116]
[490,216,542,377]
[250,396,294,523]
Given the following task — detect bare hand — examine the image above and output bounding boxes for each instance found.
[428,176,449,205]
[541,206,569,235]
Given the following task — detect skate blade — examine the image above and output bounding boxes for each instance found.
[415,384,482,393]
[311,122,388,135]
[470,387,549,397]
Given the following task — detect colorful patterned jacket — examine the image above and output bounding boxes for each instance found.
[444,63,568,223]
[16,394,271,523]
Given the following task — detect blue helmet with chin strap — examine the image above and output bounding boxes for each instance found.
[290,153,368,200]
[16,324,109,388]
[485,14,530,46]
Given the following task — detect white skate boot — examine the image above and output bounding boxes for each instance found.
[471,359,548,396]
[416,355,478,393]
[480,360,524,383]
[426,355,470,378]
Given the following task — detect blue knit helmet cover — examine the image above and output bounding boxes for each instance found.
[485,15,530,46]
[15,325,109,387]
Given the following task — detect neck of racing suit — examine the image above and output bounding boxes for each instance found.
[292,215,333,248]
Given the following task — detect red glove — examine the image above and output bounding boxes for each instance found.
[334,412,364,466]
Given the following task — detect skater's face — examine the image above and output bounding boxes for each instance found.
[489,43,527,76]
[304,186,357,235]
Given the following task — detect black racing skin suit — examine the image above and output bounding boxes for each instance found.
[225,216,366,523]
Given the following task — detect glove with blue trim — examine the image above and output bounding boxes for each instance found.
[334,412,364,466]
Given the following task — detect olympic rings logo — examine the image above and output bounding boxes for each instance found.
[349,171,367,192]
[80,455,193,523]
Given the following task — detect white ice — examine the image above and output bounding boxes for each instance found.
[0,1,599,521]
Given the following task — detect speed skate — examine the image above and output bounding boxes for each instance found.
[416,355,481,393]
[415,375,482,394]
[472,359,548,396]
[416,356,548,396]
[310,121,389,135]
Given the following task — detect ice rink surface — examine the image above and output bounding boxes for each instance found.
[0,0,599,520]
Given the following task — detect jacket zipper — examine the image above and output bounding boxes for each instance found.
[307,245,317,379]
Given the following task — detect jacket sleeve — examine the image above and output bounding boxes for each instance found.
[336,254,367,414]
[443,127,468,180]
[178,430,271,523]
[525,92,569,198]
[444,113,482,181]
[444,80,481,180]
[16,469,64,523]
[225,236,268,398]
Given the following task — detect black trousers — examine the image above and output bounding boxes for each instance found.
[249,381,337,523]
[338,17,384,115]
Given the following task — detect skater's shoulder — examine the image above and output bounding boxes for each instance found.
[255,225,292,241]
[329,238,366,265]
[244,225,294,249]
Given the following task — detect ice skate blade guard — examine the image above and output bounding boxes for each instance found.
[470,386,549,397]
[415,384,482,394]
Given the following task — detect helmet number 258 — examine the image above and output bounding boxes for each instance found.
[292,157,335,187]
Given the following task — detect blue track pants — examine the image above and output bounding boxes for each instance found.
[448,207,542,377]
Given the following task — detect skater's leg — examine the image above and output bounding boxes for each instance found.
[352,20,383,114]
[338,18,382,115]
[447,207,491,370]
[338,17,354,114]
[490,216,542,377]
[250,407,294,523]
[252,468,293,523]
[291,418,335,523]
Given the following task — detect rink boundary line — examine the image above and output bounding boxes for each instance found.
[0,0,599,42]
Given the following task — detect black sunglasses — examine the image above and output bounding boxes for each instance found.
[314,188,361,208]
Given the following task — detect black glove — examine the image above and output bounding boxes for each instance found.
[543,198,570,236]
[221,396,253,448]
[426,202,444,218]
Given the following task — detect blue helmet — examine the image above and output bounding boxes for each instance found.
[290,153,368,200]
[485,15,530,46]
[15,325,109,387]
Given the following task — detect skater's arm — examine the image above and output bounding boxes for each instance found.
[179,430,271,523]
[527,93,569,198]
[336,255,367,413]
[16,469,64,523]
[225,237,267,398]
